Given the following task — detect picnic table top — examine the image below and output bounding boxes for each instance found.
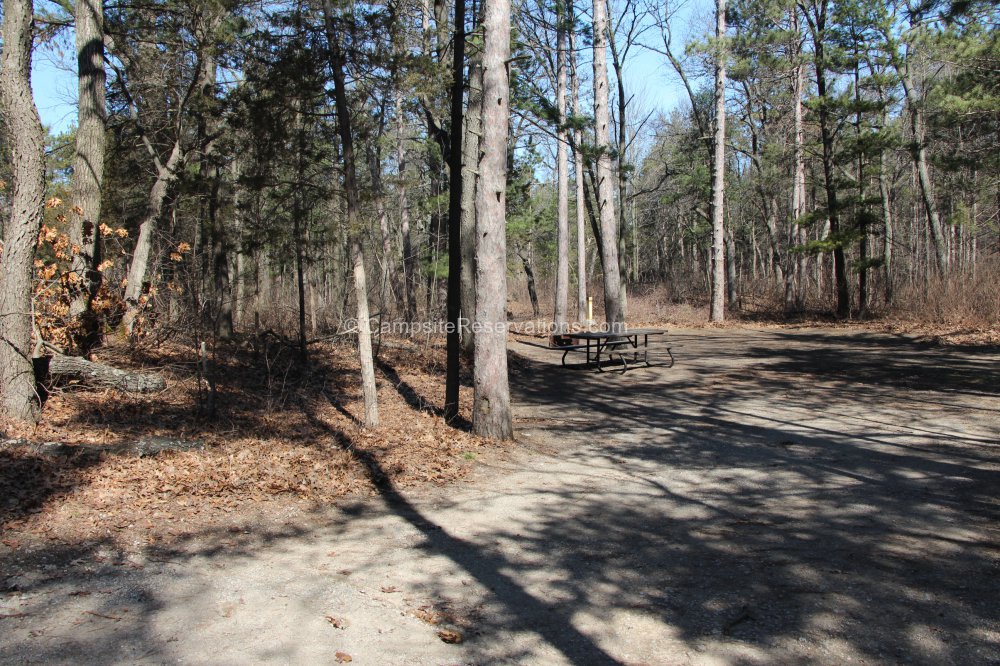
[565,328,666,340]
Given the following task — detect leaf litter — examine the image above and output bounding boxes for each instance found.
[0,338,510,551]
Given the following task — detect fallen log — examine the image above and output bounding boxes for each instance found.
[0,436,204,458]
[46,352,166,394]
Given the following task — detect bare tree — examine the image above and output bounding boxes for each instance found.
[592,0,625,328]
[68,0,106,350]
[473,0,513,439]
[0,0,46,423]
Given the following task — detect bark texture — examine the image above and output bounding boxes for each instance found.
[709,0,727,322]
[473,0,513,440]
[68,0,106,341]
[0,0,46,423]
[47,352,165,393]
[460,47,483,357]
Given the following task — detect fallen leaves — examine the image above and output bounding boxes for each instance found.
[325,615,347,629]
[0,339,511,548]
[334,651,352,663]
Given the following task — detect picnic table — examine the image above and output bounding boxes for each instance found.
[547,328,672,373]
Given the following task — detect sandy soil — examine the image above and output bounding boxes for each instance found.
[2,327,999,665]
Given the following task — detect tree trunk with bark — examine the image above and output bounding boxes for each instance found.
[569,0,588,322]
[460,43,483,357]
[879,151,894,305]
[326,1,379,427]
[46,351,165,393]
[444,0,466,422]
[591,0,624,329]
[0,0,46,423]
[801,0,849,318]
[553,0,570,334]
[68,0,106,351]
[709,0,727,322]
[397,90,418,324]
[122,141,183,336]
[473,0,513,440]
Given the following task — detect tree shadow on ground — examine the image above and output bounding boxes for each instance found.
[503,328,1000,662]
[2,329,997,664]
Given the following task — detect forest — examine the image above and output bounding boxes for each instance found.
[1,1,999,661]
[1,0,998,433]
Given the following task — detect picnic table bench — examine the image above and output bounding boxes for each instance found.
[518,328,672,373]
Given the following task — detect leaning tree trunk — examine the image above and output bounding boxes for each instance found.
[326,1,379,427]
[122,142,183,336]
[0,0,46,423]
[591,0,624,329]
[473,0,513,440]
[709,0,727,322]
[68,0,106,351]
[553,1,570,334]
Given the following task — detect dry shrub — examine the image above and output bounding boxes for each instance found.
[893,261,1000,329]
[625,284,708,325]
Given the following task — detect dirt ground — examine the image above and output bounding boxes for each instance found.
[2,327,999,665]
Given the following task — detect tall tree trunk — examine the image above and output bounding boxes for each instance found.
[122,141,183,336]
[326,2,378,427]
[591,0,624,328]
[878,156,896,305]
[788,24,806,311]
[0,0,45,423]
[569,0,588,323]
[883,23,947,275]
[725,225,738,309]
[607,17,629,313]
[709,0,727,322]
[292,111,308,363]
[907,99,947,275]
[444,0,466,422]
[460,43,483,357]
[473,0,513,439]
[68,0,106,351]
[802,0,849,318]
[553,0,570,334]
[397,91,417,323]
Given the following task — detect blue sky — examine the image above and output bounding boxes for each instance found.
[33,47,78,134]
